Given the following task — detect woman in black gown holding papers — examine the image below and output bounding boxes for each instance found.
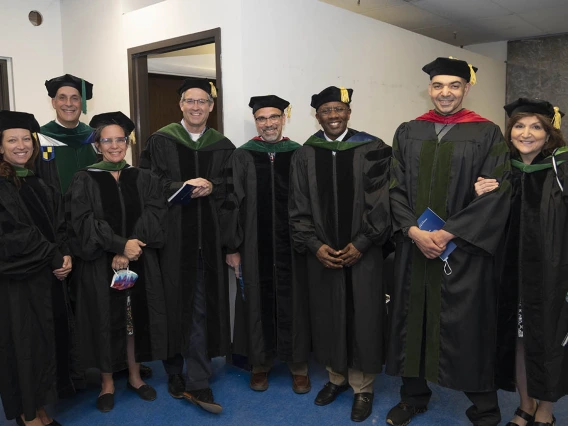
[476,99,568,426]
[65,112,167,413]
[0,111,72,426]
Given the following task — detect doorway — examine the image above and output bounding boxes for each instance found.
[128,28,222,165]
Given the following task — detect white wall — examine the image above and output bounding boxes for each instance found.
[60,0,246,156]
[0,0,64,125]
[241,0,507,144]
[58,0,507,150]
[465,41,508,64]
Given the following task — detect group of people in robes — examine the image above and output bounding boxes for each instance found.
[0,55,566,426]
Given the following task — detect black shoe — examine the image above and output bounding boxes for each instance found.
[533,415,556,426]
[140,363,153,379]
[168,374,185,399]
[314,382,349,406]
[96,393,114,413]
[506,406,536,426]
[351,392,374,422]
[183,388,223,414]
[127,382,157,401]
[386,402,427,426]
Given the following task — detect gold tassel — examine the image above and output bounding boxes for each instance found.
[339,87,350,103]
[32,132,38,141]
[553,106,562,129]
[209,82,218,98]
[129,131,136,145]
[468,64,477,85]
[287,104,292,119]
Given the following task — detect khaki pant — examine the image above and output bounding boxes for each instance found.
[327,366,375,394]
[252,361,308,376]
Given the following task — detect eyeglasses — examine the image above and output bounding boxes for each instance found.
[181,98,210,106]
[318,106,349,115]
[99,137,128,145]
[254,114,282,124]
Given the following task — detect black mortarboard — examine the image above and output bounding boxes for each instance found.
[310,86,353,110]
[422,57,478,84]
[89,111,135,135]
[248,95,290,114]
[45,74,93,99]
[0,110,40,133]
[177,78,218,98]
[504,98,564,129]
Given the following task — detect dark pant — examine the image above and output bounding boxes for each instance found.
[162,256,212,391]
[400,377,501,426]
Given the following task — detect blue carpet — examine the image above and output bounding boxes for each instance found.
[1,359,566,425]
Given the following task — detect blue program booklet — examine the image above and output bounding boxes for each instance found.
[167,183,195,205]
[417,207,457,262]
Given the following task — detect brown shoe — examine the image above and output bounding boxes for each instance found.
[249,372,269,391]
[292,374,311,394]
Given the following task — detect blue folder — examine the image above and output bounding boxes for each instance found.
[417,208,457,262]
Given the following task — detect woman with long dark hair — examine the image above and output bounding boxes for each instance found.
[0,111,73,426]
[475,98,568,426]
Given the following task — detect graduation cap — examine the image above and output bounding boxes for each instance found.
[310,86,353,110]
[89,111,135,135]
[504,98,564,129]
[0,110,40,133]
[177,78,217,98]
[422,57,478,85]
[249,95,291,117]
[45,74,93,114]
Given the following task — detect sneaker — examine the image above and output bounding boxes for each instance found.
[386,402,427,426]
[168,374,185,399]
[183,388,223,414]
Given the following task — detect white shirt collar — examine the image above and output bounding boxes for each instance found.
[323,128,348,142]
[55,118,80,128]
[181,119,205,141]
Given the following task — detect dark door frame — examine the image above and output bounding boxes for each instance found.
[0,59,10,110]
[127,27,222,165]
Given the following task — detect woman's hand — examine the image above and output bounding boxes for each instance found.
[112,254,130,270]
[225,252,241,277]
[124,239,146,261]
[53,255,72,280]
[474,177,499,196]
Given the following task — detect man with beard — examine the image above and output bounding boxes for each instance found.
[386,57,511,426]
[224,95,310,394]
[140,78,234,414]
[289,86,392,422]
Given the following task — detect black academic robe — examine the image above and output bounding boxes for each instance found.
[0,174,73,421]
[289,129,392,374]
[495,153,568,402]
[223,139,305,366]
[387,119,511,392]
[65,167,168,372]
[140,125,235,359]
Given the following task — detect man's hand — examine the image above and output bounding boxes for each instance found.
[431,229,455,251]
[226,252,241,277]
[112,254,130,270]
[186,178,213,198]
[408,226,445,259]
[53,255,72,280]
[316,244,343,269]
[124,239,146,261]
[474,176,499,197]
[337,243,362,267]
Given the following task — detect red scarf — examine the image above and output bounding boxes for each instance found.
[415,109,490,124]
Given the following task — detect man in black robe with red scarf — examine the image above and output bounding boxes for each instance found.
[289,86,392,422]
[386,57,511,426]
